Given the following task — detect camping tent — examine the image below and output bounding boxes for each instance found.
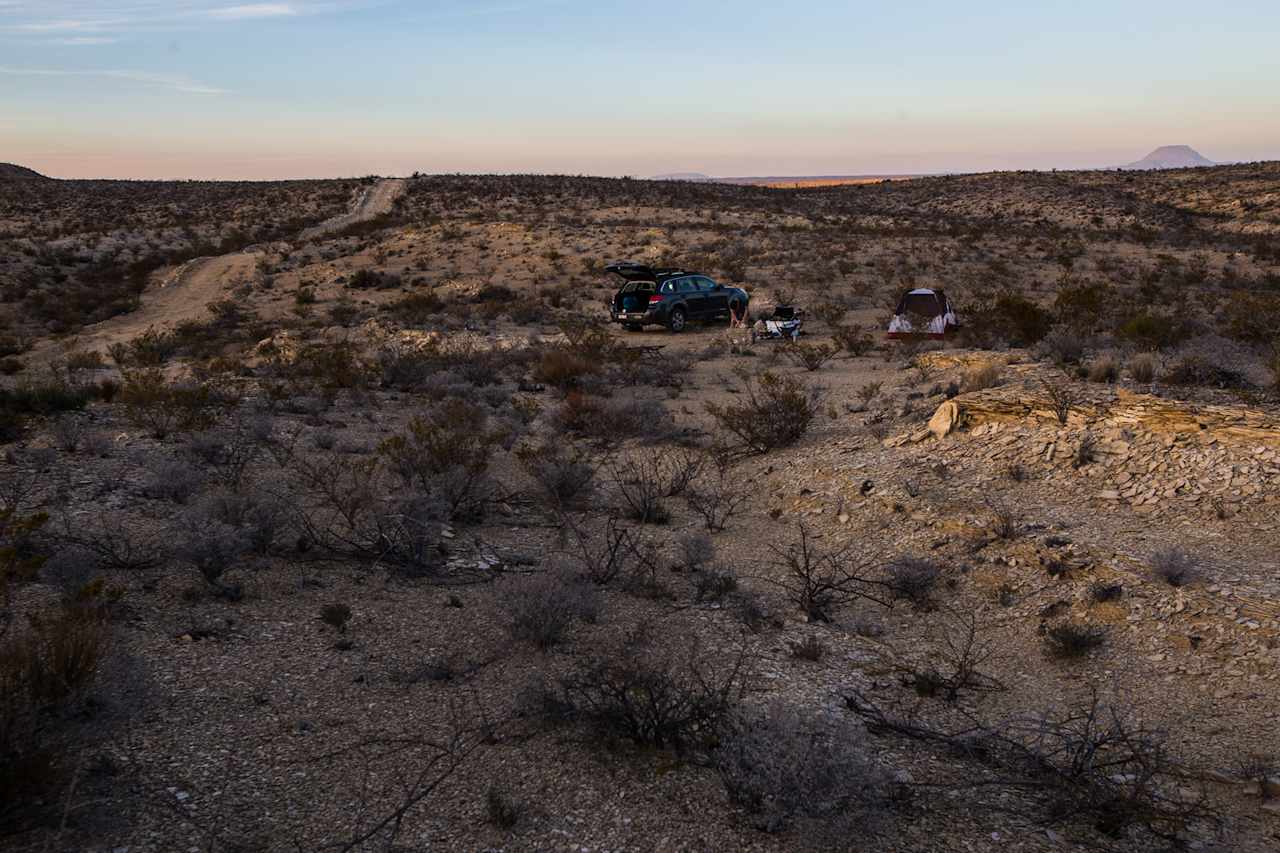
[886,288,958,339]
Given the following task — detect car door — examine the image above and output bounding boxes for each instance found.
[698,276,729,316]
[675,276,704,318]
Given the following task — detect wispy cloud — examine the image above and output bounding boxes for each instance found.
[0,2,342,36]
[0,65,226,94]
[49,36,120,44]
[207,3,299,19]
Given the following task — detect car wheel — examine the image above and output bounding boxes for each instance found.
[624,323,644,332]
[668,307,687,333]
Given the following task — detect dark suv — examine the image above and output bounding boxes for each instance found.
[607,262,749,332]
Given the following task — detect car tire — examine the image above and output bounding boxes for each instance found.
[667,307,687,333]
[624,323,644,332]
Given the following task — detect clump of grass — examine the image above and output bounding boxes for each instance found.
[1149,546,1203,588]
[1045,623,1107,659]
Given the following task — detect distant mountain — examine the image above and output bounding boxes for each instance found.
[1123,146,1215,170]
[0,163,50,181]
[651,172,716,182]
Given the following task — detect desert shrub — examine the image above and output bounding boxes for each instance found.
[1036,326,1086,365]
[346,268,400,290]
[378,399,506,521]
[788,635,826,662]
[986,496,1020,539]
[693,566,739,603]
[677,532,716,569]
[199,489,285,555]
[706,370,822,454]
[554,623,749,750]
[119,369,220,439]
[831,326,875,356]
[1087,356,1118,383]
[1045,623,1107,659]
[785,341,838,371]
[1117,313,1185,351]
[1128,352,1157,383]
[389,291,446,324]
[994,291,1052,345]
[485,785,524,830]
[141,456,204,504]
[1053,282,1112,332]
[553,393,672,442]
[1074,432,1097,468]
[502,568,600,649]
[1220,290,1280,344]
[319,603,352,632]
[1089,581,1123,602]
[961,362,1003,392]
[1149,546,1203,587]
[0,604,109,832]
[174,514,249,595]
[516,442,596,513]
[49,414,88,453]
[885,556,941,609]
[717,703,887,834]
[533,347,599,391]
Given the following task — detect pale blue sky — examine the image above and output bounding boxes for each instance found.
[2,0,1277,178]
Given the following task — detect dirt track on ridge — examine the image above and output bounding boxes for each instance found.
[299,178,406,239]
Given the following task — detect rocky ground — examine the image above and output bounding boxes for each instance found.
[3,166,1280,852]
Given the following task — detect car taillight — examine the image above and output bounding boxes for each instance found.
[648,295,664,304]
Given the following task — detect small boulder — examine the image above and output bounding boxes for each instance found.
[928,400,962,439]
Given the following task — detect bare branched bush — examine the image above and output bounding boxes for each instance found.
[1041,378,1074,425]
[985,496,1020,540]
[608,451,676,524]
[684,462,749,532]
[900,611,1003,701]
[717,703,888,834]
[845,688,1211,839]
[763,525,888,622]
[553,623,750,751]
[706,370,823,454]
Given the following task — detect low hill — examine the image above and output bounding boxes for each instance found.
[1124,145,1215,170]
[0,163,50,181]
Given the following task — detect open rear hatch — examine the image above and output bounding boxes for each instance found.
[608,261,682,316]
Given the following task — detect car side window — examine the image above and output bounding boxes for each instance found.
[660,280,676,294]
[696,277,716,291]
[677,278,696,294]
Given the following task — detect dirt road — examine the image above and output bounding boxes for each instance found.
[299,178,406,240]
[27,178,407,368]
[26,251,264,367]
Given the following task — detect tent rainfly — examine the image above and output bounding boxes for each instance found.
[886,288,958,339]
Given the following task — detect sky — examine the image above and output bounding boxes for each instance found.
[1,0,1278,179]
